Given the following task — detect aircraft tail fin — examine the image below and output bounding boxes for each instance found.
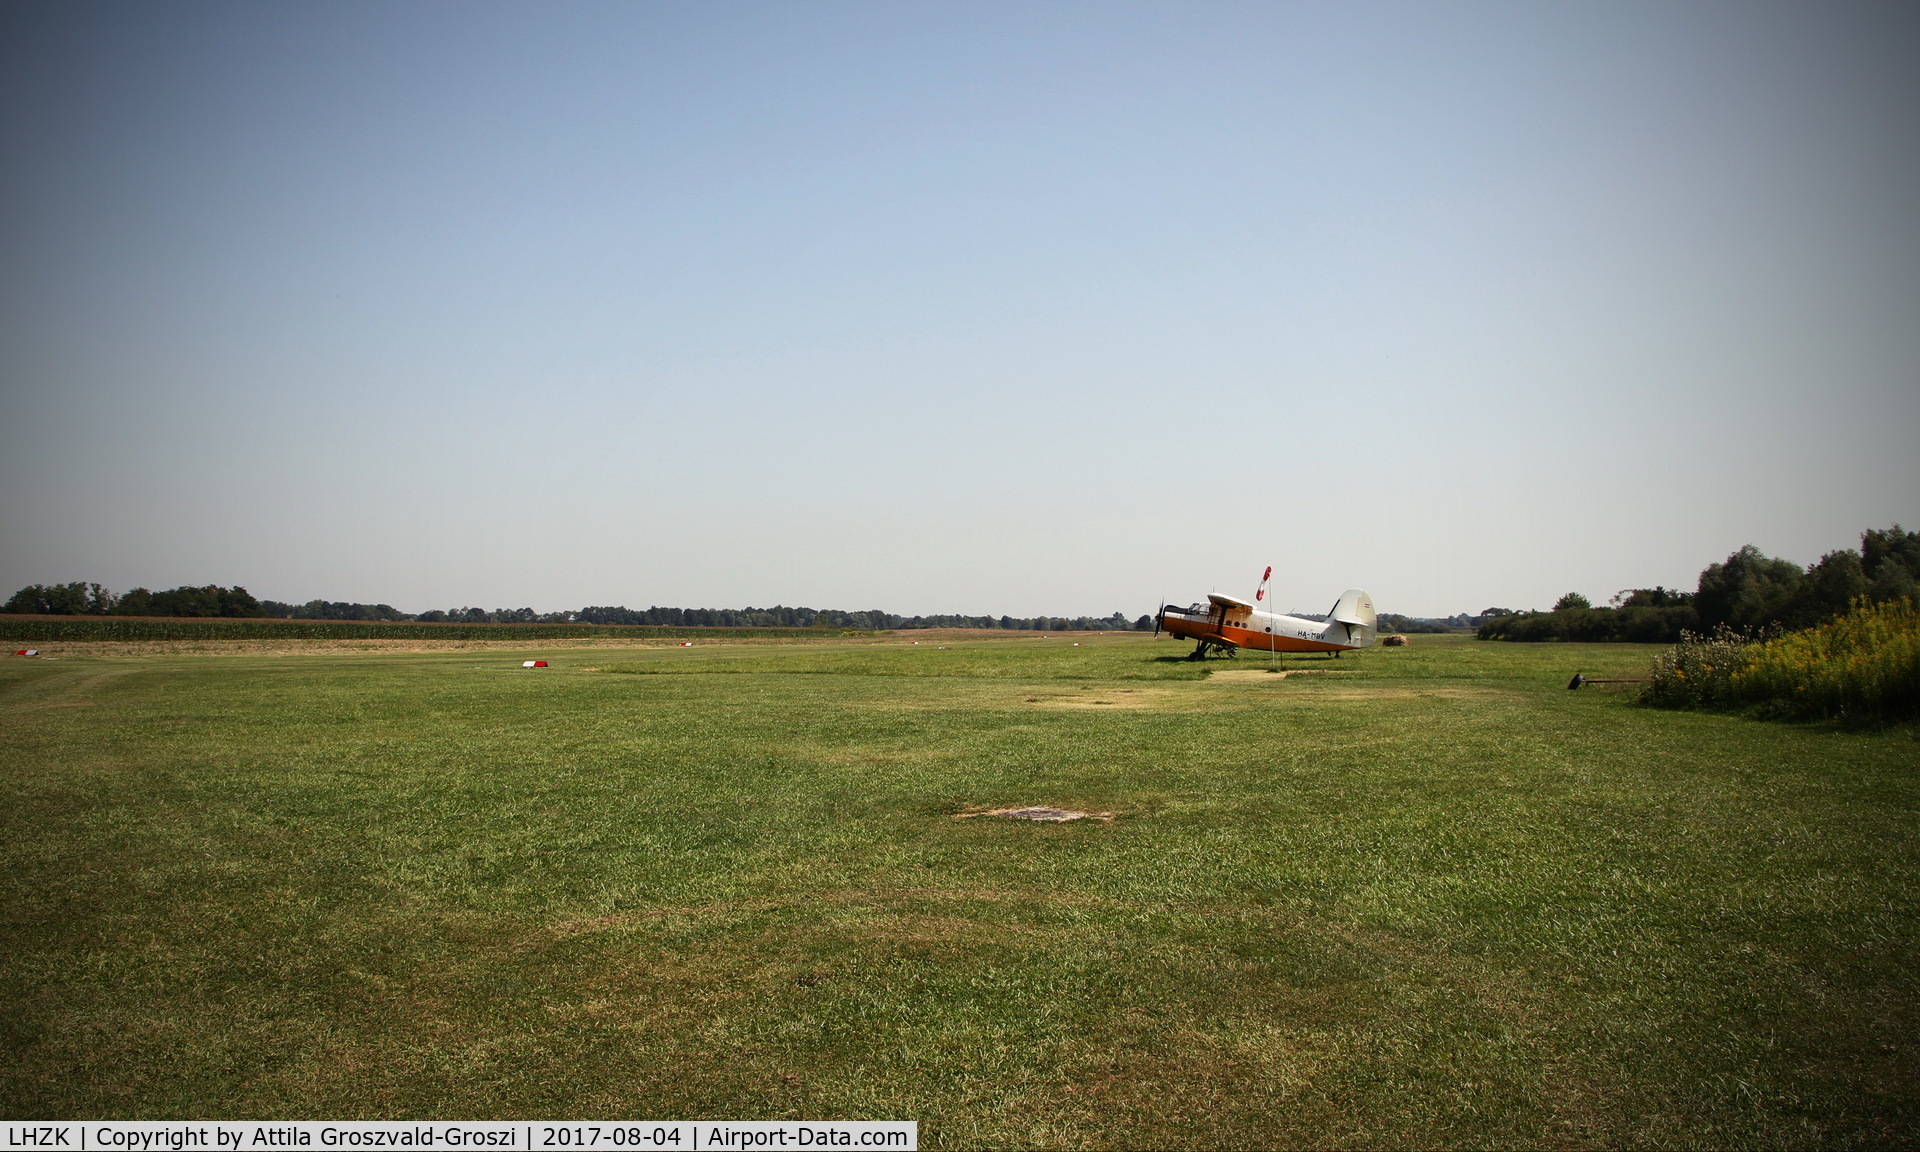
[1326,589,1377,648]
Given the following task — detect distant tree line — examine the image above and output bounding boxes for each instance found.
[390,605,1155,631]
[2,583,418,621]
[3,584,1155,632]
[1480,525,1920,642]
[260,599,411,621]
[4,583,271,618]
[410,607,573,624]
[1376,612,1504,634]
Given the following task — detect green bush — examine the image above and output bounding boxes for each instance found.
[1477,604,1697,643]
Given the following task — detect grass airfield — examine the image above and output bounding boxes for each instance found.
[2,632,1916,1147]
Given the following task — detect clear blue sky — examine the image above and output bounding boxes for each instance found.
[3,1,1915,617]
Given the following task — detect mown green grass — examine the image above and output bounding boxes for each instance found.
[2,633,1915,1147]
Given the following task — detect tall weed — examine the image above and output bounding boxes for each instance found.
[1641,600,1919,722]
[1731,598,1920,722]
[1641,626,1755,710]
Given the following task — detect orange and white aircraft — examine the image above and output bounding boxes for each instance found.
[1157,567,1377,660]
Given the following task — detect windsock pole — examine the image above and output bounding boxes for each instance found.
[1259,565,1275,671]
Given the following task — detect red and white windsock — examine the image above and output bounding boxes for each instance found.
[1254,566,1272,602]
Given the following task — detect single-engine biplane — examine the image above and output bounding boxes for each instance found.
[1157,567,1377,660]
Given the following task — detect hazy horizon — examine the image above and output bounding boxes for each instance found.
[5,2,1916,618]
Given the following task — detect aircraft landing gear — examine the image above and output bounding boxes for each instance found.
[1187,639,1238,661]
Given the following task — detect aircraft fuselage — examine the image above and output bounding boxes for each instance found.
[1158,589,1377,655]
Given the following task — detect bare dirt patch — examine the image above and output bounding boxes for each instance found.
[1022,688,1169,709]
[895,629,1135,640]
[1306,685,1512,701]
[1207,668,1351,684]
[954,807,1116,823]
